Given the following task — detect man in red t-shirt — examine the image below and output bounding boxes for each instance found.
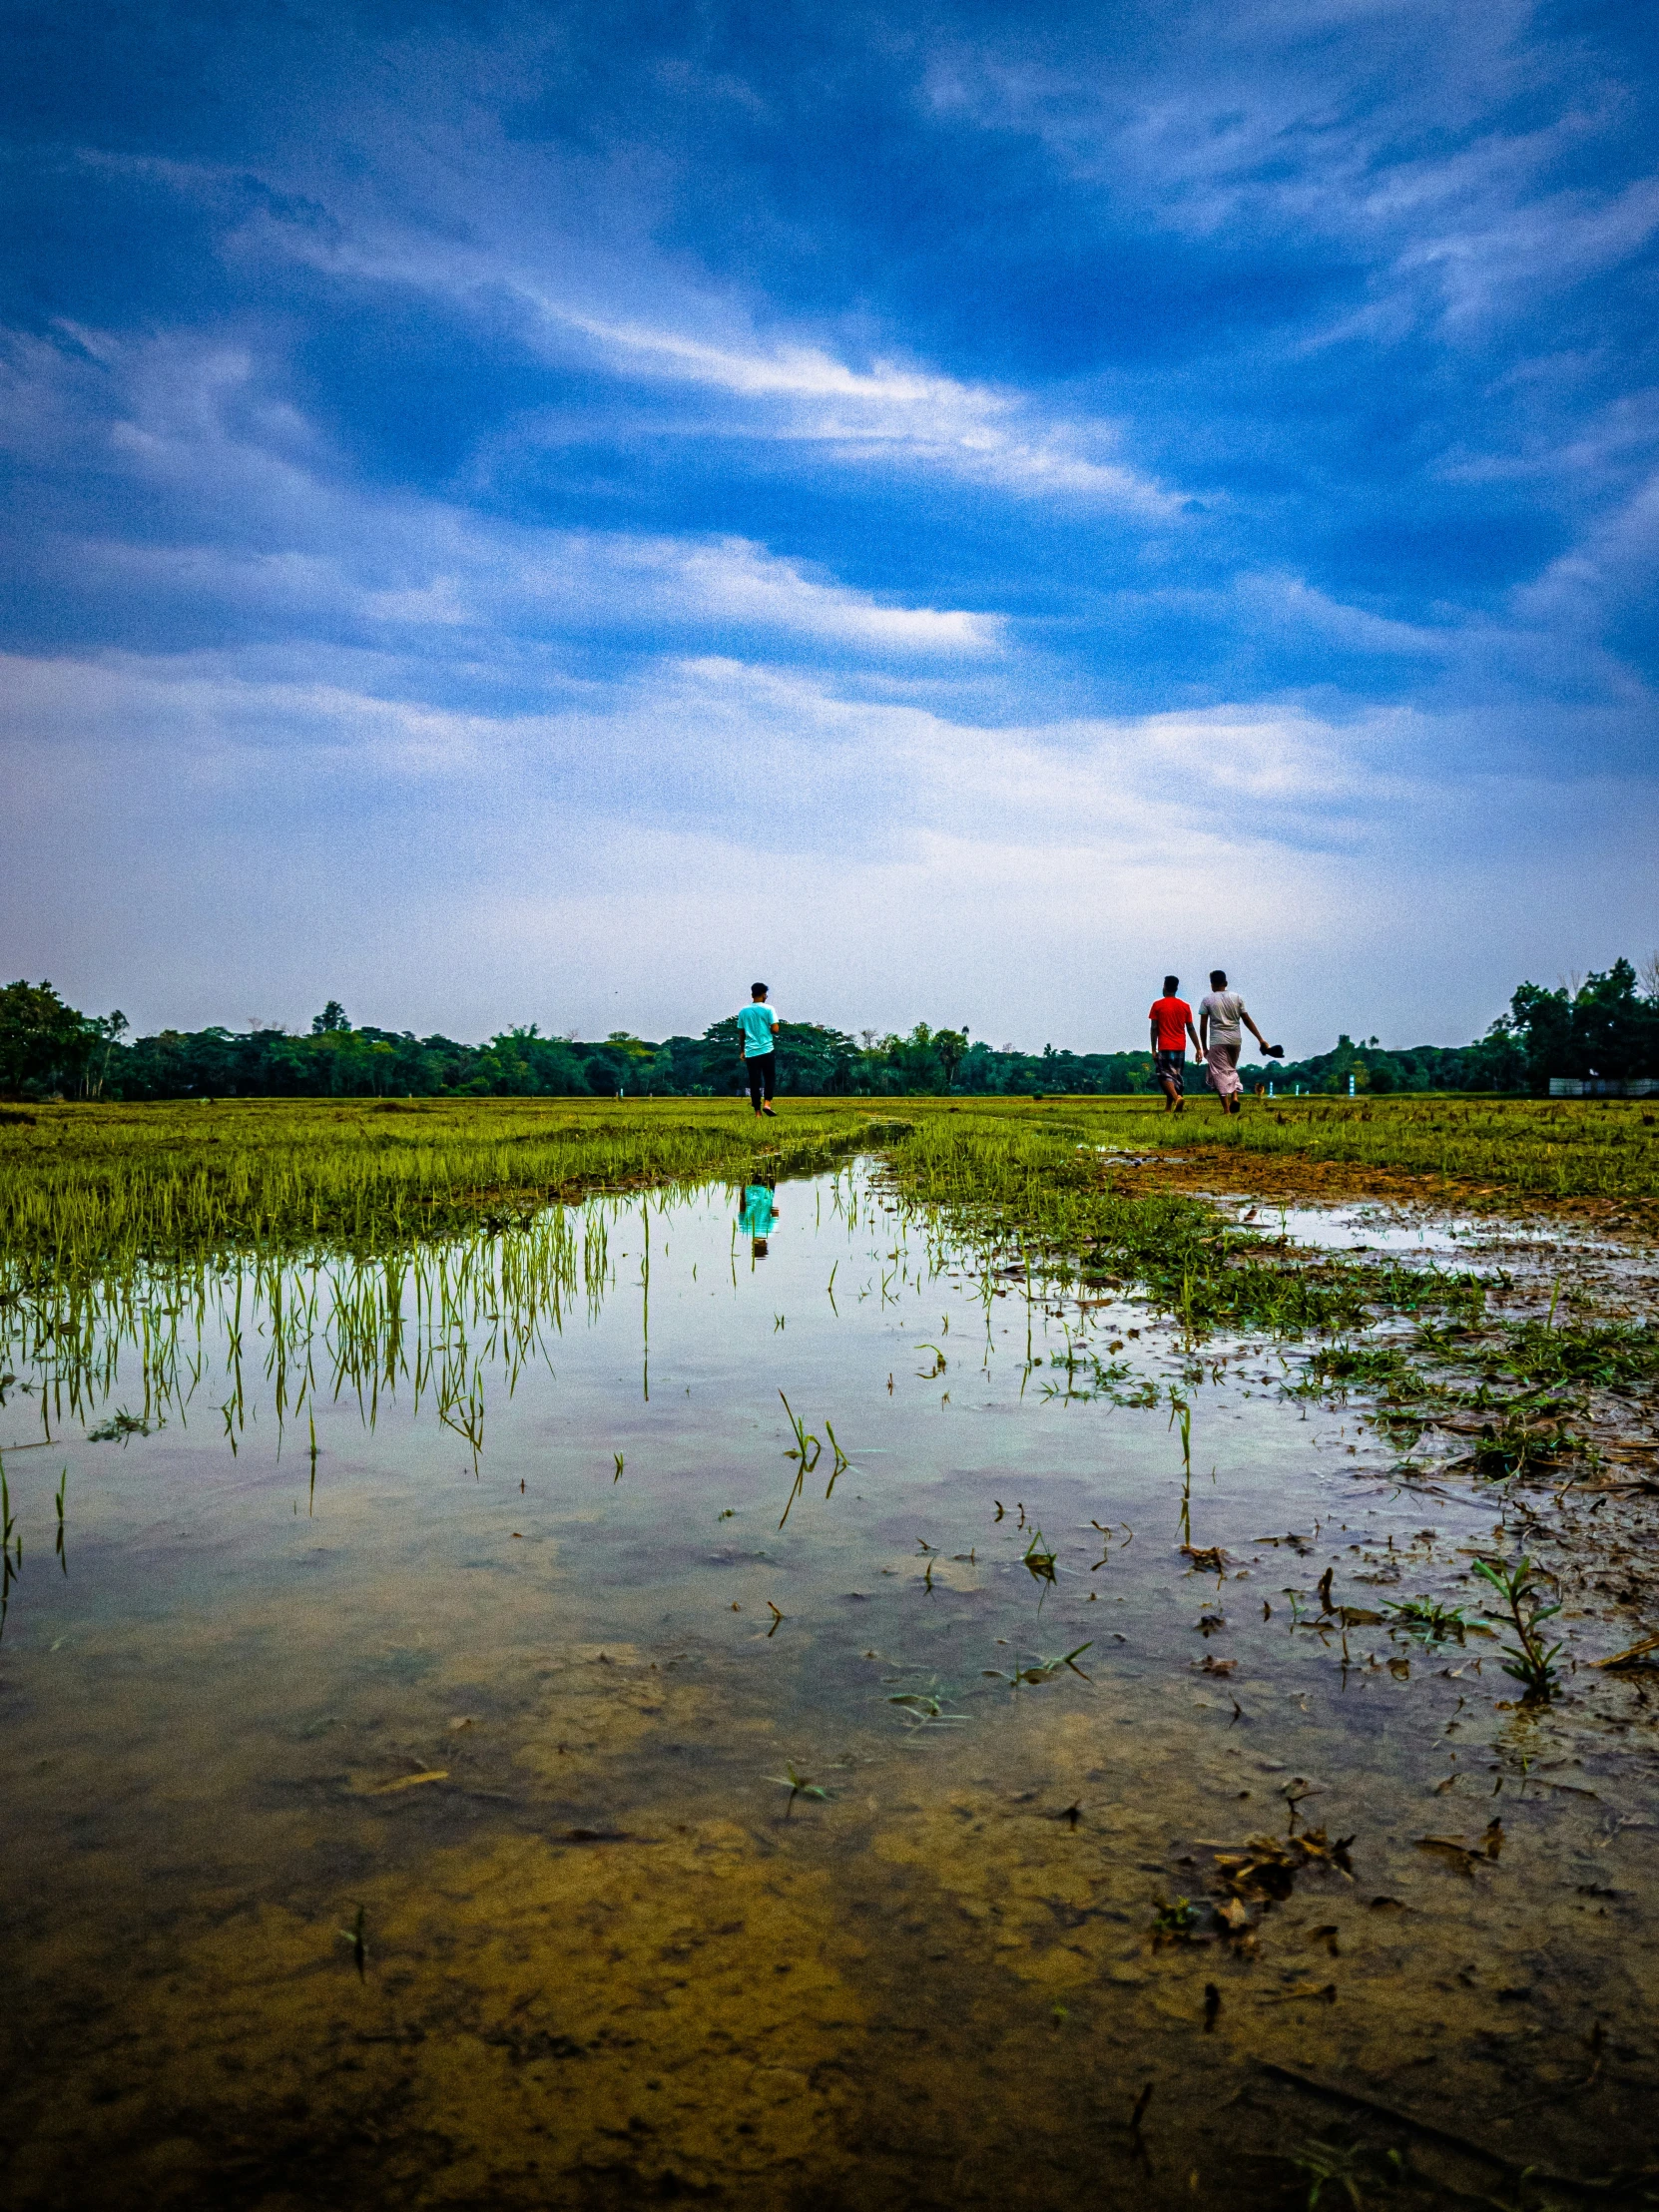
[1148,975,1201,1112]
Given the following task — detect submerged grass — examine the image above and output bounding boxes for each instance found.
[0,1099,905,1292]
[877,1112,1490,1338]
[1,1096,1651,1443]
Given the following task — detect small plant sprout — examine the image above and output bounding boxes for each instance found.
[885,1688,967,1728]
[339,1905,367,1981]
[54,1467,66,1574]
[1383,1596,1469,1644]
[777,1392,822,1526]
[1471,1555,1564,1699]
[1022,1527,1058,1605]
[1282,2135,1399,2209]
[766,1600,786,1636]
[987,1642,1093,1688]
[1152,1896,1200,1940]
[767,1762,831,1817]
[823,1419,850,1497]
[613,1450,625,1482]
[0,1460,18,1635]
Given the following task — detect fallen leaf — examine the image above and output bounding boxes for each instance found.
[370,1769,448,1794]
[1414,1835,1486,1875]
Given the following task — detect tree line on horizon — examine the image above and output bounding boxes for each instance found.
[3,962,1658,1104]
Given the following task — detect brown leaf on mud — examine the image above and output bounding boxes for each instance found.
[369,1769,448,1794]
[1596,1631,1659,1670]
[1481,1818,1504,1861]
[1211,1827,1354,1903]
[1216,1897,1252,1934]
[1200,1655,1238,1676]
[1339,1606,1383,1626]
[1387,1657,1410,1680]
[1414,1835,1490,1875]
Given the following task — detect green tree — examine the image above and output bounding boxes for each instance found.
[0,980,99,1097]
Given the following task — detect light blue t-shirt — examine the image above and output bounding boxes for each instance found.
[739,1002,778,1057]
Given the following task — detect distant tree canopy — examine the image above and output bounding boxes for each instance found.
[3,962,1657,1101]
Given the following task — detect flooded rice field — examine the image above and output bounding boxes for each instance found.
[2,1164,1657,2209]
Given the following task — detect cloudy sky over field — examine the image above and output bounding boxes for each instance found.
[2,0,1655,1052]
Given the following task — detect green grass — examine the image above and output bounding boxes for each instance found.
[0,1097,900,1290]
[2,1092,1652,1311]
[1094,1090,1659,1201]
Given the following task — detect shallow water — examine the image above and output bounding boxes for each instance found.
[2,1168,1656,2208]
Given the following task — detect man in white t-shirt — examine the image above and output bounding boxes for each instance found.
[738,983,780,1117]
[1198,969,1279,1115]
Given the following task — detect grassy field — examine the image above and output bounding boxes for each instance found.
[2,1091,1652,1451]
[1116,1090,1659,1202]
[2,1090,1655,1271]
[3,1089,1652,1319]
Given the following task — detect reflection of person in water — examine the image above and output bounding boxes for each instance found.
[740,1178,779,1258]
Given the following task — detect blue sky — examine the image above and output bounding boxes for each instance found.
[2,0,1655,1053]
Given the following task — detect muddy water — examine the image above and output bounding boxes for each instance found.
[1,1170,1656,2209]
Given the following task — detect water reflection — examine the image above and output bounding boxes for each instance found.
[740,1174,779,1260]
[1,1167,1655,2207]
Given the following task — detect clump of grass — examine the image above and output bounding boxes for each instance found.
[1499,1320,1659,1388]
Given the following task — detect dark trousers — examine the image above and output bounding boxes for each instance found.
[746,1052,777,1110]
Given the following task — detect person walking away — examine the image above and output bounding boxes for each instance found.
[739,983,780,1116]
[1148,975,1202,1113]
[740,1176,779,1259]
[1198,970,1280,1115]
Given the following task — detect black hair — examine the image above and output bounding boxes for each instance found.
[1210,968,1228,989]
[1163,974,1179,992]
[751,982,768,998]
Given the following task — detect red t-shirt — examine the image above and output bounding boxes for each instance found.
[1149,996,1192,1051]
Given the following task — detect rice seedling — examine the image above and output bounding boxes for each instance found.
[53,1466,66,1574]
[1279,2135,1396,2209]
[1470,1555,1563,1699]
[776,1391,821,1526]
[822,1418,850,1497]
[0,1459,18,1637]
[986,1641,1093,1687]
[338,1904,367,1980]
[1151,1897,1200,1940]
[1383,1596,1469,1644]
[766,1762,831,1817]
[1021,1527,1058,1602]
